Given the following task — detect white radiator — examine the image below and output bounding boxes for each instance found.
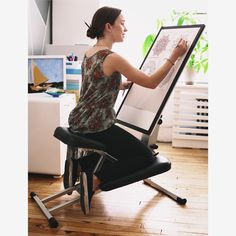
[172,84,208,149]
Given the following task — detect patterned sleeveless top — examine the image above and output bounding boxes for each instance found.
[68,49,121,133]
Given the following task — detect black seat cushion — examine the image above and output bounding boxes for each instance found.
[100,155,171,191]
[54,127,106,151]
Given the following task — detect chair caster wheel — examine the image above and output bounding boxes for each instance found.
[177,197,187,205]
[49,217,59,228]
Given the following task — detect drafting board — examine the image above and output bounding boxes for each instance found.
[116,24,205,135]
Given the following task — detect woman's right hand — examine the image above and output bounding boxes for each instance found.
[170,38,188,62]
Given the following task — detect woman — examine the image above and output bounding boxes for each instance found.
[68,6,187,214]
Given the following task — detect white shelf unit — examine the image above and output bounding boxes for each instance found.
[172,84,208,149]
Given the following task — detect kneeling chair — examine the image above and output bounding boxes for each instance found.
[30,126,187,228]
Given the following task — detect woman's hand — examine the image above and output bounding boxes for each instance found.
[169,38,188,62]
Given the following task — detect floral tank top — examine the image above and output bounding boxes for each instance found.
[68,49,121,133]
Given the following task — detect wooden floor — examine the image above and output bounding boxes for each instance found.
[28,143,208,236]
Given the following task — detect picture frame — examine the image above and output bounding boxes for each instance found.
[28,55,66,93]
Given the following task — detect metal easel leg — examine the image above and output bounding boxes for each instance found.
[141,117,187,205]
[143,178,187,205]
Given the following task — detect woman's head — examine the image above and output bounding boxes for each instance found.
[87,6,127,41]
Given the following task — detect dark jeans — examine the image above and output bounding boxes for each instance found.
[78,124,155,182]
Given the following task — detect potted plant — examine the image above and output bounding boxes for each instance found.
[171,10,208,84]
[142,10,208,84]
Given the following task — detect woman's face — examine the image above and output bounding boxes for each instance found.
[110,14,127,42]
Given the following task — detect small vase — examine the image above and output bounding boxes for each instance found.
[183,67,195,85]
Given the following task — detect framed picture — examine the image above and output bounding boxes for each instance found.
[28,55,66,93]
[116,24,205,135]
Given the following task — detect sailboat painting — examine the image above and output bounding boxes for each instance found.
[28,56,65,93]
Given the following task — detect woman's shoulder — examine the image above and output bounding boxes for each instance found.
[105,51,127,64]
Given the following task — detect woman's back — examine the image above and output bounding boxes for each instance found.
[68,49,121,133]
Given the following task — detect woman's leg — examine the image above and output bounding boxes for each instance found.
[83,124,155,182]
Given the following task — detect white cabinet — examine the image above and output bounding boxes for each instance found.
[28,93,76,176]
[172,84,208,149]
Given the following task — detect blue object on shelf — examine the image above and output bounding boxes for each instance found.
[45,91,65,97]
[66,68,81,74]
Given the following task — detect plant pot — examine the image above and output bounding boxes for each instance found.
[183,67,195,85]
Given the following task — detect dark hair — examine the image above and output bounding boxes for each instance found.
[86,6,122,39]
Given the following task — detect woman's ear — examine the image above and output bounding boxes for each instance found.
[105,23,112,32]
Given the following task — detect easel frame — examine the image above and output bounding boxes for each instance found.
[116,24,205,135]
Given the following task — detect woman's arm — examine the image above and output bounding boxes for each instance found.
[104,39,187,89]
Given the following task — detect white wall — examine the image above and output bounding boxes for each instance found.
[28,0,51,55]
[52,0,99,45]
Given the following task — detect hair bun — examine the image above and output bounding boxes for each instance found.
[87,26,97,39]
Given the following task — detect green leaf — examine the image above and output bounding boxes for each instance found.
[187,61,193,69]
[156,19,164,29]
[194,62,201,72]
[203,62,208,73]
[196,40,201,50]
[201,58,208,73]
[142,34,155,56]
[201,58,208,64]
[201,43,208,53]
[177,16,185,26]
[190,18,197,24]
[187,55,195,69]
